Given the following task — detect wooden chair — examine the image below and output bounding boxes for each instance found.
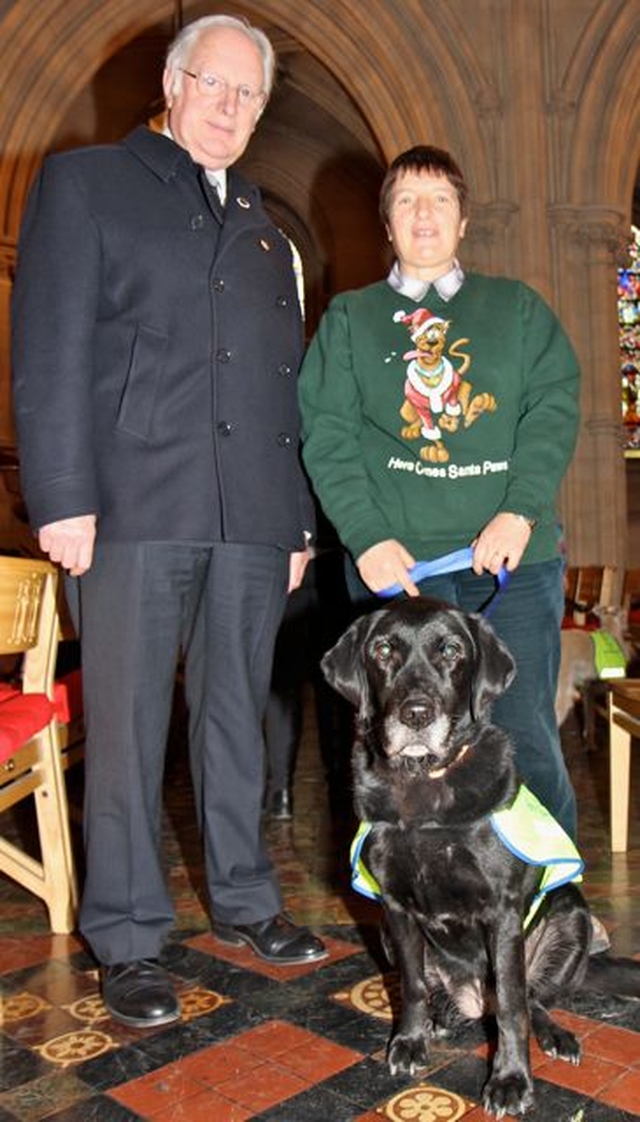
[563,564,617,625]
[0,556,78,931]
[607,680,640,852]
[560,565,618,742]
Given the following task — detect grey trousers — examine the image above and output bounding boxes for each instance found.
[70,540,289,964]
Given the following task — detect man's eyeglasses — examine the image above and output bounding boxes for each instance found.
[179,69,267,111]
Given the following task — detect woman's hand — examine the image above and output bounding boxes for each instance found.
[357,539,419,597]
[472,512,534,575]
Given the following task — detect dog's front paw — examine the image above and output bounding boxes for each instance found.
[531,1006,581,1064]
[483,1070,534,1118]
[537,1022,581,1064]
[387,1032,430,1076]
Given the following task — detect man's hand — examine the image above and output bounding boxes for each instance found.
[38,515,97,576]
[288,547,310,592]
[357,539,419,597]
[472,512,533,575]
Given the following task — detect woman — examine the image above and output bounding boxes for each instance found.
[299,145,580,841]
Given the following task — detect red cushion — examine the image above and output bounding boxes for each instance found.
[0,671,84,726]
[53,670,83,724]
[0,692,55,764]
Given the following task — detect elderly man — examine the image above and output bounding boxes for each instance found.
[12,14,325,1029]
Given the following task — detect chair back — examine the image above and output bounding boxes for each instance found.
[0,555,58,691]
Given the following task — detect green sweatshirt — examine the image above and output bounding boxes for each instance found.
[299,274,580,564]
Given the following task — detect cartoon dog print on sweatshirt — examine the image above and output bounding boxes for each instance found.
[394,307,497,463]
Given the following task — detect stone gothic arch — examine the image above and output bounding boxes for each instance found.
[0,0,639,569]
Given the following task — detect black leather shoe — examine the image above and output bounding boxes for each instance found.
[264,788,293,820]
[212,913,327,965]
[101,959,180,1028]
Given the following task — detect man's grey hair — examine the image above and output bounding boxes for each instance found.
[165,14,275,99]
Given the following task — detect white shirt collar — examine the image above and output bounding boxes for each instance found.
[387,259,465,302]
[204,167,227,205]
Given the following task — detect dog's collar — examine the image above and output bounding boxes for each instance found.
[427,742,470,779]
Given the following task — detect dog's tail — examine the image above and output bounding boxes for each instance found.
[584,955,640,999]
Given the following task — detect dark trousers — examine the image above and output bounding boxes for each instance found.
[69,540,289,964]
[347,556,577,840]
[264,551,354,798]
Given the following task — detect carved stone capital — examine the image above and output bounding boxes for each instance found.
[549,205,627,261]
[469,200,519,245]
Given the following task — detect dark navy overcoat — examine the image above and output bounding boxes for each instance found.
[12,126,314,549]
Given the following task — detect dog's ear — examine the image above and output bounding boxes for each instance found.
[321,611,386,713]
[467,613,517,718]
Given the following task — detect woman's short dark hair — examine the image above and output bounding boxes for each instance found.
[379,146,469,223]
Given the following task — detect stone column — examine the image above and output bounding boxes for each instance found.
[550,205,629,570]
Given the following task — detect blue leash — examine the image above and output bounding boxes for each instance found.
[375,545,510,617]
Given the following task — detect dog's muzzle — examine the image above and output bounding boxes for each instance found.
[383,707,451,762]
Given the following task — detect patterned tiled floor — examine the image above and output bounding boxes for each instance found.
[1,696,639,1121]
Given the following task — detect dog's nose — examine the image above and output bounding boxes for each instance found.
[399,698,430,729]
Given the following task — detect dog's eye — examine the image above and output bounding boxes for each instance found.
[373,639,394,663]
[441,639,463,662]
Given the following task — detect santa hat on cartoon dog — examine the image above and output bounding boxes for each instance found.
[393,307,448,340]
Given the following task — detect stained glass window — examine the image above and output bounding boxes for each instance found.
[620,225,640,452]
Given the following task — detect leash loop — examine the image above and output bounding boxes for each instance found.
[375,544,510,616]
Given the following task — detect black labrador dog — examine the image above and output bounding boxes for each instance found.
[322,597,639,1118]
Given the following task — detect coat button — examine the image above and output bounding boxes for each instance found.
[217,421,232,436]
[277,432,292,447]
[216,349,231,363]
[277,363,292,377]
[276,295,288,308]
[190,214,204,230]
[212,278,225,292]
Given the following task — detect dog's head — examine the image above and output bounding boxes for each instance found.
[321,597,516,769]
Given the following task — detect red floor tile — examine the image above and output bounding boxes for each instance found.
[109,1065,209,1115]
[178,1041,263,1084]
[216,1063,308,1111]
[0,933,84,974]
[233,1019,319,1060]
[535,1051,627,1096]
[152,1088,252,1121]
[597,1067,640,1113]
[583,1022,640,1066]
[278,1034,362,1080]
[186,930,360,978]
